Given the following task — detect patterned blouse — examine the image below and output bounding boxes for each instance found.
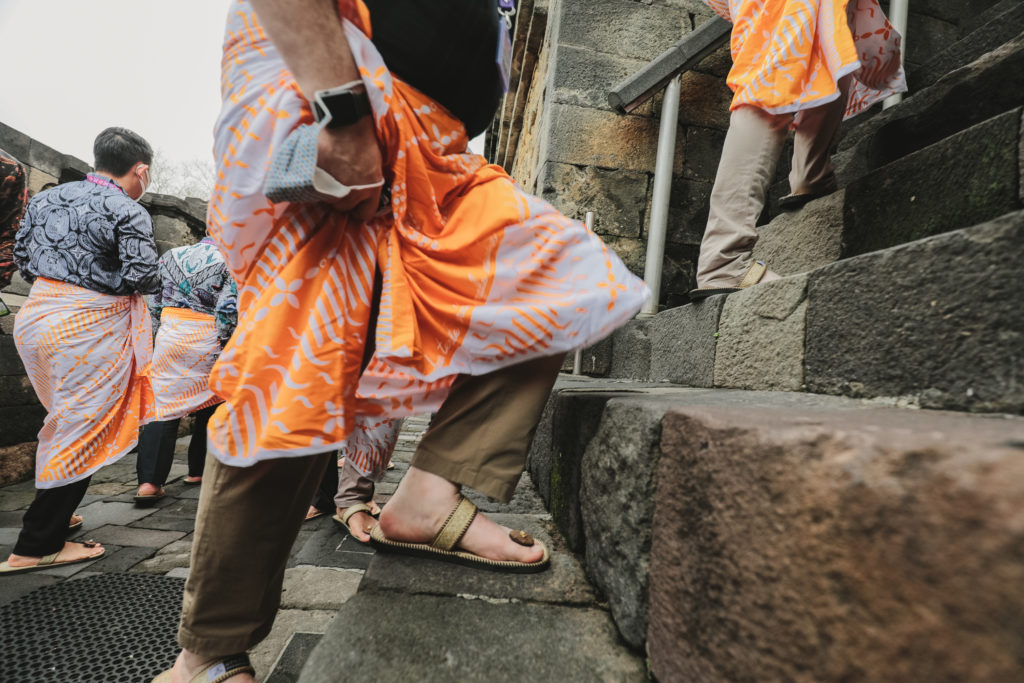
[0,149,27,289]
[150,238,238,345]
[14,173,160,295]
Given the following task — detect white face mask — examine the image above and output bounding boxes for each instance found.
[135,166,151,199]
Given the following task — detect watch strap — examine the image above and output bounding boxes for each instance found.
[313,84,372,129]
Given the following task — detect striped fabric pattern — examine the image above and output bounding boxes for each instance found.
[14,278,155,487]
[150,307,222,421]
[705,0,906,118]
[203,1,649,476]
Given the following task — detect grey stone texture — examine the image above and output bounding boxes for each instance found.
[556,0,690,63]
[580,398,668,649]
[550,45,650,114]
[302,593,645,682]
[649,296,724,386]
[752,190,844,275]
[648,402,1024,682]
[842,108,1022,259]
[279,566,361,610]
[806,211,1024,414]
[607,319,651,380]
[714,275,809,391]
[537,162,648,238]
[86,525,186,548]
[251,610,335,681]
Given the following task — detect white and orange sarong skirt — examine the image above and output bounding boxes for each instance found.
[150,307,222,422]
[204,1,650,479]
[13,277,155,488]
[704,0,907,119]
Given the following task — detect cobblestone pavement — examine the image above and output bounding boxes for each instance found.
[0,415,431,679]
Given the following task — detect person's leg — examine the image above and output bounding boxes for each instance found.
[8,477,101,566]
[379,352,565,563]
[137,419,181,488]
[788,74,854,198]
[695,105,791,288]
[186,404,218,479]
[333,458,376,540]
[307,451,340,517]
[177,451,331,661]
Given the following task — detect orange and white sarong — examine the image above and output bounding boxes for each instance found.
[205,1,649,476]
[151,307,221,421]
[14,277,155,488]
[705,0,906,119]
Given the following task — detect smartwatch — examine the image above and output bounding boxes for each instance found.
[313,81,372,129]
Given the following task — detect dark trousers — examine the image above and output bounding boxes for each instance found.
[13,477,91,557]
[137,404,218,486]
[310,453,339,514]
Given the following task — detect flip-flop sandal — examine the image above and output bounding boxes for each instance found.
[151,653,255,683]
[0,540,104,575]
[333,503,376,543]
[369,496,550,574]
[305,508,329,522]
[689,260,769,301]
[67,515,83,533]
[183,476,202,485]
[134,487,165,506]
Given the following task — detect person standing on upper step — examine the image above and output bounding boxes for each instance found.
[1,127,159,575]
[154,1,649,680]
[689,0,907,300]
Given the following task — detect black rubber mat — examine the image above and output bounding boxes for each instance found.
[0,573,184,683]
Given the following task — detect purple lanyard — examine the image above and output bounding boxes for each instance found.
[498,0,514,9]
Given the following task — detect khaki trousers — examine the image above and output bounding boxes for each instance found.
[178,352,565,656]
[696,3,857,288]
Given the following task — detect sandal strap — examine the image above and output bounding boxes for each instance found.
[431,496,478,551]
[340,503,372,525]
[191,654,254,683]
[739,260,767,288]
[37,552,60,566]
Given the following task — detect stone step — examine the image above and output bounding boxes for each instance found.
[756,98,1022,278]
[600,210,1024,414]
[527,377,1024,681]
[299,512,645,682]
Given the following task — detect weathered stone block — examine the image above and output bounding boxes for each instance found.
[541,103,665,173]
[902,11,960,69]
[0,404,46,447]
[661,177,711,247]
[0,441,35,486]
[649,298,724,386]
[843,108,1022,259]
[714,275,808,391]
[303,593,645,681]
[580,398,669,649]
[806,211,1024,413]
[608,319,651,380]
[558,0,690,62]
[648,402,1024,682]
[677,70,733,130]
[577,334,613,377]
[752,190,844,275]
[152,214,194,254]
[538,162,649,238]
[0,375,39,407]
[550,45,650,114]
[681,125,726,183]
[25,168,58,196]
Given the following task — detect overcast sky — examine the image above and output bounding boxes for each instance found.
[0,0,482,172]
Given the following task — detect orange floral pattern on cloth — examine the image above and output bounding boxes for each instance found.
[14,278,155,487]
[704,0,906,118]
[204,1,649,477]
[151,307,222,421]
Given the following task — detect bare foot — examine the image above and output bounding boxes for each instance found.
[305,505,325,520]
[69,514,83,527]
[137,483,163,497]
[170,650,255,683]
[6,540,104,568]
[378,467,544,564]
[337,506,375,542]
[368,500,381,516]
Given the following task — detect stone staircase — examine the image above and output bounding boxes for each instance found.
[522,11,1024,683]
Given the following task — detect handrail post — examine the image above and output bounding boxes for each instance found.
[883,0,909,109]
[639,75,681,318]
[572,212,596,374]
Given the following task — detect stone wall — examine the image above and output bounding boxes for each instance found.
[0,122,207,483]
[490,0,1005,313]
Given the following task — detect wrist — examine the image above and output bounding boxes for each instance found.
[313,81,372,129]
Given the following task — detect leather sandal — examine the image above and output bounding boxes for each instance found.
[151,653,255,683]
[689,259,772,301]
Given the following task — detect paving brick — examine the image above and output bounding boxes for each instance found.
[92,545,157,573]
[0,573,60,606]
[250,610,336,680]
[130,499,198,532]
[649,297,724,386]
[86,525,185,548]
[75,500,158,530]
[280,566,362,610]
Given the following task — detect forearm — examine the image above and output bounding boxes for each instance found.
[250,0,360,98]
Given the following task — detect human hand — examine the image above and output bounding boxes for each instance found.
[316,115,384,222]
